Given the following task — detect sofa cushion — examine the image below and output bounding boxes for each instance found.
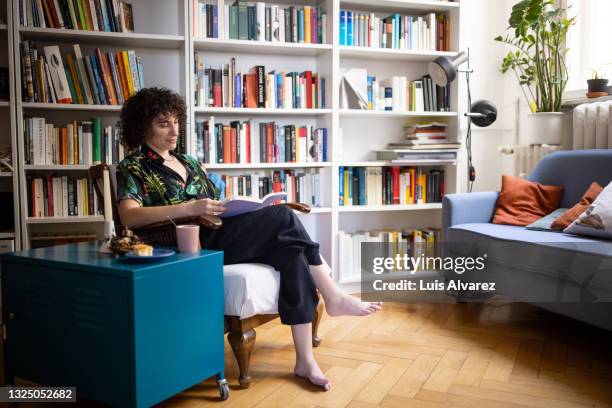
[449,223,612,257]
[492,175,563,226]
[552,182,603,230]
[564,180,612,239]
[224,263,279,318]
[527,208,568,231]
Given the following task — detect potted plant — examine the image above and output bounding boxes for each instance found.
[587,64,610,96]
[495,0,574,145]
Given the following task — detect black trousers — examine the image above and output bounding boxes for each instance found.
[200,205,322,325]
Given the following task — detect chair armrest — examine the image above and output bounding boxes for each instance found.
[278,202,311,214]
[442,192,499,237]
[133,214,223,232]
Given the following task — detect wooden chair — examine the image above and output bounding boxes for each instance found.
[89,164,324,388]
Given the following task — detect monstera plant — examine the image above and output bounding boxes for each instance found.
[495,0,574,113]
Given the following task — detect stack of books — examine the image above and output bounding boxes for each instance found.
[195,118,327,164]
[27,174,100,218]
[21,42,144,105]
[24,117,124,166]
[376,149,457,164]
[339,166,444,206]
[19,0,134,32]
[386,122,460,150]
[337,228,442,281]
[194,55,326,109]
[221,169,320,207]
[339,10,450,51]
[194,1,327,44]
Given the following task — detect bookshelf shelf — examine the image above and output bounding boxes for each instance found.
[0,172,12,177]
[194,38,332,56]
[338,203,442,213]
[26,216,105,224]
[21,102,122,111]
[0,232,15,239]
[0,101,8,107]
[0,24,7,30]
[339,46,458,62]
[340,161,455,167]
[339,109,457,117]
[24,165,91,171]
[18,27,185,49]
[340,0,460,12]
[206,162,332,170]
[194,107,332,116]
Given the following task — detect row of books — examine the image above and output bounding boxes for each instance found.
[193,1,327,44]
[194,55,326,109]
[339,11,450,51]
[19,0,135,32]
[220,169,321,207]
[195,118,327,164]
[339,167,445,206]
[24,117,125,165]
[337,228,442,280]
[27,174,100,218]
[20,42,144,105]
[367,74,451,112]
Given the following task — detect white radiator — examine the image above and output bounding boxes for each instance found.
[572,101,612,149]
[514,144,562,178]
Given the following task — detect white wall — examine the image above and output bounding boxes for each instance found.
[460,0,520,192]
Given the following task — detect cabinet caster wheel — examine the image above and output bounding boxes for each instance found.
[218,378,229,400]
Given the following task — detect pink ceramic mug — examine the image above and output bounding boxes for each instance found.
[176,224,200,253]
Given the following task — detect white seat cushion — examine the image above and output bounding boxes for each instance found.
[223,263,280,319]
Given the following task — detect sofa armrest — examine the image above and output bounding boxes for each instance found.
[442,192,499,238]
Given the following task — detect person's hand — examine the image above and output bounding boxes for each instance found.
[190,198,227,217]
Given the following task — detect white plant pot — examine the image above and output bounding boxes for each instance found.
[519,112,564,145]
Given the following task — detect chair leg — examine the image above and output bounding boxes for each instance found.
[312,301,324,347]
[228,328,256,389]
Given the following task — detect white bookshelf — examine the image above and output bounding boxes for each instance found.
[8,0,464,277]
[18,27,185,48]
[25,216,105,224]
[1,0,20,250]
[193,107,332,115]
[339,109,457,117]
[12,0,191,249]
[21,102,123,111]
[194,38,332,55]
[206,162,332,170]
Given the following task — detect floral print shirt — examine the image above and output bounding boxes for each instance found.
[116,144,219,207]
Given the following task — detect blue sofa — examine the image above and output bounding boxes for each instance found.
[443,150,612,331]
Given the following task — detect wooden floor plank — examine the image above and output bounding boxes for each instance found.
[453,347,494,387]
[482,341,520,382]
[422,350,468,392]
[388,354,441,398]
[354,358,412,404]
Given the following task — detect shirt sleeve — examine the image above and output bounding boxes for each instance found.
[116,162,144,206]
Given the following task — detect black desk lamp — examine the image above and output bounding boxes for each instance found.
[428,50,497,192]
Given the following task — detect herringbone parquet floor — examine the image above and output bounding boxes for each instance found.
[158,300,612,408]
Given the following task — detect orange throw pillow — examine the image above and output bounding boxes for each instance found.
[551,182,603,230]
[492,175,563,226]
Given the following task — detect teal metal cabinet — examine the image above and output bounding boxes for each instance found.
[0,242,228,407]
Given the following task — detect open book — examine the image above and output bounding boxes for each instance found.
[220,192,287,218]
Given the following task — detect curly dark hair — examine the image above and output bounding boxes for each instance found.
[119,87,187,149]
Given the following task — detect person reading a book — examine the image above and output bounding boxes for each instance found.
[115,87,382,391]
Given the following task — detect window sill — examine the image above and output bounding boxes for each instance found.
[561,89,612,109]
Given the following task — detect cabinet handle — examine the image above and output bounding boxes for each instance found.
[8,312,15,320]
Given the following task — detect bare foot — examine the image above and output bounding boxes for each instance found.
[325,293,383,317]
[294,359,331,391]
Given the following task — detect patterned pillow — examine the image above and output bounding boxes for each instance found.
[564,181,612,239]
[526,208,568,231]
